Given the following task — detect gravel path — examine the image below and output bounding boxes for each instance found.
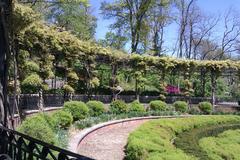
[77,120,149,160]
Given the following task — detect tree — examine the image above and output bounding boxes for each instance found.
[147,0,172,56]
[175,0,195,58]
[219,9,240,59]
[101,0,152,53]
[33,0,97,40]
[98,31,128,51]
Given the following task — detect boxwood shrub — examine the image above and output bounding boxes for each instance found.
[63,101,89,121]
[149,100,167,111]
[110,100,128,114]
[199,102,213,114]
[17,114,57,145]
[52,110,73,129]
[173,101,188,113]
[86,100,106,116]
[128,100,145,113]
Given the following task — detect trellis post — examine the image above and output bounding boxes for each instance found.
[0,0,12,127]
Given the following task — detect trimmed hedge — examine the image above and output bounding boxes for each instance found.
[149,100,167,111]
[63,101,89,121]
[128,100,146,113]
[199,102,213,114]
[125,115,240,160]
[110,100,128,114]
[173,101,188,113]
[199,129,240,159]
[17,114,57,145]
[86,100,106,116]
[175,123,240,159]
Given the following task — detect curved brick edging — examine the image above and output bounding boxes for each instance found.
[68,115,193,153]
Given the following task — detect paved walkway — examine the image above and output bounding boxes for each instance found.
[77,119,149,160]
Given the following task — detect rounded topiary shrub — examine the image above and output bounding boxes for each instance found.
[52,110,73,129]
[110,100,128,114]
[63,101,89,121]
[86,100,106,116]
[63,84,75,93]
[199,102,213,114]
[128,100,145,113]
[21,74,43,93]
[173,101,188,113]
[149,100,167,111]
[17,114,57,145]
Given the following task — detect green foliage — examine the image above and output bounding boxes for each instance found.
[149,100,167,111]
[86,100,106,116]
[188,107,201,115]
[34,0,96,40]
[63,84,75,93]
[98,31,128,50]
[63,101,89,121]
[128,100,146,113]
[199,102,213,114]
[14,3,240,97]
[21,74,43,93]
[67,71,79,84]
[13,4,39,32]
[17,114,57,145]
[182,79,194,97]
[23,61,40,76]
[75,111,179,129]
[173,101,188,113]
[52,110,73,129]
[199,129,240,160]
[110,100,128,114]
[175,124,240,159]
[40,113,56,129]
[125,115,240,160]
[90,77,100,88]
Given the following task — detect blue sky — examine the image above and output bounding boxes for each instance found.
[89,0,240,52]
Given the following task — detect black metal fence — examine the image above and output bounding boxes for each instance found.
[9,94,235,111]
[0,126,93,160]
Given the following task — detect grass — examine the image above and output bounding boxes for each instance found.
[174,123,240,159]
[125,115,240,160]
[199,129,240,160]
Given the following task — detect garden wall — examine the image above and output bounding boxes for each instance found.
[9,94,231,110]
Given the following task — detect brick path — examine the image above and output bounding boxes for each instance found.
[77,120,148,160]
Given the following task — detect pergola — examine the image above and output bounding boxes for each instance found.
[0,1,91,159]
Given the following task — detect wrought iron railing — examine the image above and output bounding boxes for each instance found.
[0,126,93,160]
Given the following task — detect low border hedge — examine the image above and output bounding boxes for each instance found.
[175,123,240,159]
[125,115,240,160]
